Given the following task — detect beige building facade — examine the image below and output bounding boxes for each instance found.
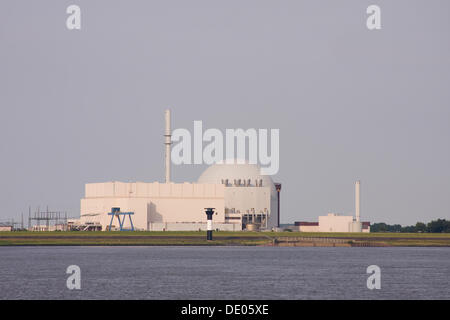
[79,181,229,231]
[75,163,280,231]
[318,213,355,232]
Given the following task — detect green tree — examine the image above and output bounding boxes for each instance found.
[415,222,426,233]
[427,219,450,233]
[371,219,449,233]
[401,225,415,233]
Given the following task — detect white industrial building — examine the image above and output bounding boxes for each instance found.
[295,181,370,233]
[0,223,13,232]
[70,110,281,231]
[79,181,228,231]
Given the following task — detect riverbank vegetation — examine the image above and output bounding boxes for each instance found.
[0,231,449,247]
[371,219,450,233]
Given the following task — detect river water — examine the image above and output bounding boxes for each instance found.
[0,246,448,299]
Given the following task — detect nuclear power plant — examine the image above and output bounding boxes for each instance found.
[69,110,281,231]
[68,109,370,233]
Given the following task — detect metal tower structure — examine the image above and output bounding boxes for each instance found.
[108,207,135,231]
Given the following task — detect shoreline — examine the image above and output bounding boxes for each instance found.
[1,231,449,247]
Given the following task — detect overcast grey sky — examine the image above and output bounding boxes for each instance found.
[1,1,449,225]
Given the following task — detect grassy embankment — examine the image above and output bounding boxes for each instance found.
[0,231,449,247]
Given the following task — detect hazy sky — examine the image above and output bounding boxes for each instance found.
[1,1,449,225]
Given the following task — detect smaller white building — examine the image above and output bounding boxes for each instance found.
[296,222,319,232]
[295,180,370,233]
[295,214,370,233]
[0,224,13,232]
[319,213,355,232]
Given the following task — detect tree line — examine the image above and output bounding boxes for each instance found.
[371,219,450,233]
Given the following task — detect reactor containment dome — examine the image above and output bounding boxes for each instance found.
[198,163,280,230]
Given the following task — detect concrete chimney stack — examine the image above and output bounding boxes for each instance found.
[355,180,361,222]
[164,109,172,183]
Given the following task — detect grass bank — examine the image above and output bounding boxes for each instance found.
[0,231,449,247]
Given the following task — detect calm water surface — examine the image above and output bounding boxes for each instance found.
[0,246,448,299]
